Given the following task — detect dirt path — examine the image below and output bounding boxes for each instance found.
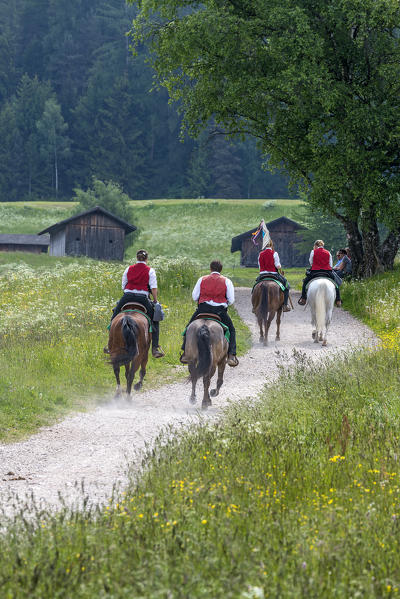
[0,289,376,514]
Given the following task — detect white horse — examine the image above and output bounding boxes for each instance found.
[307,278,335,346]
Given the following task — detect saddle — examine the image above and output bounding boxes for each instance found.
[306,274,338,290]
[195,312,221,321]
[121,302,147,314]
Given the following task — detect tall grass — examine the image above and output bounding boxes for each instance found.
[1,346,400,597]
[342,265,400,333]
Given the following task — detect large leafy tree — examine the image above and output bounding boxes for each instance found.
[131,0,400,277]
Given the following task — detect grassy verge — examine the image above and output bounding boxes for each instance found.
[0,254,250,442]
[341,265,400,335]
[2,345,400,597]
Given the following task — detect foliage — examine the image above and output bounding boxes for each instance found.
[342,264,400,333]
[0,0,290,201]
[131,0,400,277]
[293,203,348,256]
[73,179,135,225]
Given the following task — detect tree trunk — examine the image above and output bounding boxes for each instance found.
[335,213,363,277]
[360,206,384,278]
[381,230,400,270]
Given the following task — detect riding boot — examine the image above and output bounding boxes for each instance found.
[283,287,291,312]
[151,321,164,358]
[335,288,342,307]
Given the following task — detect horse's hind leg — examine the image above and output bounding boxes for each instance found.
[113,365,122,398]
[189,364,197,404]
[258,317,264,342]
[134,354,148,391]
[202,374,212,410]
[276,308,282,341]
[264,314,274,346]
[210,359,226,398]
[125,363,135,398]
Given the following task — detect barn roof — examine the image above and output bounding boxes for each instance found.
[38,206,137,236]
[0,234,50,246]
[231,216,304,253]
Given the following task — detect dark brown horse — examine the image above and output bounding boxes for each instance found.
[107,309,151,398]
[184,318,228,409]
[252,281,284,345]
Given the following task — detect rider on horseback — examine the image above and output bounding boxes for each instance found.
[180,260,239,367]
[107,249,165,358]
[298,240,342,307]
[255,239,291,312]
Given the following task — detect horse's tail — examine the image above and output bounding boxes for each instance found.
[111,314,139,367]
[314,282,334,332]
[194,324,212,378]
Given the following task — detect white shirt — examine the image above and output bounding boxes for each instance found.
[309,250,333,268]
[192,272,235,307]
[259,250,281,274]
[122,261,157,297]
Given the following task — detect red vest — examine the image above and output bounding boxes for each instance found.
[199,273,227,304]
[259,248,278,272]
[125,262,150,291]
[311,247,331,271]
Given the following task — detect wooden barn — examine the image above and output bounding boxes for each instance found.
[0,234,50,254]
[231,216,308,267]
[38,206,136,261]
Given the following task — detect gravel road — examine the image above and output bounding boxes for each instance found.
[0,289,376,514]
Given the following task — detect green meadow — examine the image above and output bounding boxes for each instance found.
[3,201,400,597]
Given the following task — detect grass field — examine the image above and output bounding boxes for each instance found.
[1,201,400,596]
[0,199,305,269]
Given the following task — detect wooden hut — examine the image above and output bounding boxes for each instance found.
[231,216,308,267]
[0,234,50,254]
[38,206,136,261]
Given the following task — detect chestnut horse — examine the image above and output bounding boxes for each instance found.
[184,318,228,410]
[252,280,284,345]
[107,310,151,398]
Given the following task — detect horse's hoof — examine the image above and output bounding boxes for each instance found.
[126,393,132,401]
[312,331,316,339]
[202,400,211,410]
[263,340,268,347]
[322,340,327,347]
[314,338,319,344]
[189,395,196,405]
[259,336,264,343]
[210,389,218,397]
[275,336,280,341]
[134,382,142,391]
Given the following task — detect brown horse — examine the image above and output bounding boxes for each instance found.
[184,318,228,410]
[252,281,284,345]
[107,310,151,399]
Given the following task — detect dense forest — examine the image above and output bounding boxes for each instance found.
[0,0,290,201]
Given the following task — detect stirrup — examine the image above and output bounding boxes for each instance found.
[227,354,239,367]
[335,300,342,307]
[179,352,189,364]
[298,297,306,306]
[152,346,165,358]
[283,305,291,312]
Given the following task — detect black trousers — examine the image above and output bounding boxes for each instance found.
[301,271,340,301]
[111,293,160,348]
[182,302,236,355]
[255,273,290,305]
